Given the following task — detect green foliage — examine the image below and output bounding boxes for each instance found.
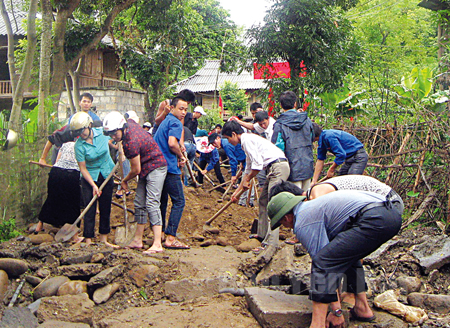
[393,67,434,106]
[407,191,420,198]
[219,81,248,115]
[64,21,101,62]
[247,0,362,96]
[0,217,21,242]
[198,106,223,130]
[139,287,148,300]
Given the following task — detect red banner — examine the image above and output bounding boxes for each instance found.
[253,62,291,79]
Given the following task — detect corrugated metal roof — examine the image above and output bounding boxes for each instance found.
[0,3,27,36]
[174,60,266,93]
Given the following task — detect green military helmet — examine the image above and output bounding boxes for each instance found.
[268,192,306,230]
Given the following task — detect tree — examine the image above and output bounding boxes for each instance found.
[219,81,248,115]
[247,0,362,102]
[113,0,246,120]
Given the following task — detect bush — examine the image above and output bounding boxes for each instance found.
[0,217,21,242]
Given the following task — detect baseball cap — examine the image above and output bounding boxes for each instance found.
[268,192,306,230]
[194,106,207,116]
[208,133,219,145]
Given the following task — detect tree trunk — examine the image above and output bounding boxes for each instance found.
[65,75,75,116]
[0,0,18,95]
[8,0,38,132]
[37,0,52,136]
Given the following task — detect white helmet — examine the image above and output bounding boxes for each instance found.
[70,112,93,131]
[103,111,127,134]
[143,122,152,128]
[2,129,18,151]
[125,110,139,124]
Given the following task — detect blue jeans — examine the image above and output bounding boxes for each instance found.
[160,173,185,236]
[117,156,131,191]
[134,166,167,226]
[183,142,196,186]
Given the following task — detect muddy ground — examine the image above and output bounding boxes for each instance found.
[0,167,450,327]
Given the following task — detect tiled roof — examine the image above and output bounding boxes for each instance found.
[174,60,266,93]
[0,2,28,36]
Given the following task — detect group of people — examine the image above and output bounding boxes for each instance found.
[35,89,404,328]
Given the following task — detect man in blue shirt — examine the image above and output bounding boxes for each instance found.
[311,124,368,186]
[153,96,189,249]
[268,190,401,328]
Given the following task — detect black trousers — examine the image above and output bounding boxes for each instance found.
[80,174,113,238]
[339,148,369,175]
[309,204,402,303]
[197,160,225,184]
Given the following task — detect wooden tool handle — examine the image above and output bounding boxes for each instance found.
[192,160,215,186]
[29,160,53,168]
[205,188,245,225]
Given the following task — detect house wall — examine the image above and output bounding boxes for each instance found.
[58,88,146,122]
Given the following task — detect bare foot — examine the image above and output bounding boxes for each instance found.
[125,241,143,249]
[102,241,120,249]
[70,236,85,244]
[143,247,163,255]
[84,238,93,246]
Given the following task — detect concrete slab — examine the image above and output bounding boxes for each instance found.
[245,287,312,328]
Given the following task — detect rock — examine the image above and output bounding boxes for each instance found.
[203,204,211,209]
[0,258,29,277]
[0,307,39,328]
[200,239,215,247]
[245,287,312,327]
[27,299,41,314]
[364,239,400,263]
[34,276,70,300]
[26,275,43,287]
[294,243,307,256]
[165,276,237,302]
[256,246,295,286]
[36,268,51,278]
[411,235,450,273]
[23,243,64,259]
[88,265,123,287]
[128,265,159,287]
[204,226,220,234]
[216,237,229,246]
[428,269,439,284]
[90,253,105,263]
[0,270,8,301]
[43,255,59,267]
[236,239,260,252]
[38,320,90,328]
[28,234,54,245]
[396,276,422,294]
[192,233,205,241]
[60,252,94,265]
[407,292,450,314]
[57,280,88,296]
[57,263,103,278]
[36,293,95,326]
[93,283,121,304]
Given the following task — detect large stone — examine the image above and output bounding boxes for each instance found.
[164,276,237,302]
[93,283,121,304]
[28,234,54,245]
[60,252,95,265]
[0,307,39,328]
[411,235,450,273]
[34,276,70,300]
[57,280,88,296]
[88,265,123,287]
[128,264,159,287]
[407,292,450,314]
[36,293,95,326]
[396,276,422,295]
[26,275,43,287]
[364,239,400,263]
[0,258,29,277]
[236,239,261,252]
[245,287,312,328]
[23,243,64,259]
[57,263,103,278]
[0,269,8,301]
[38,321,90,328]
[256,246,295,286]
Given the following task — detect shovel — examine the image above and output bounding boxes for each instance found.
[192,160,216,186]
[204,188,245,227]
[55,162,119,243]
[182,152,200,188]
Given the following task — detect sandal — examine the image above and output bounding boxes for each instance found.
[285,236,299,245]
[252,244,267,254]
[164,239,190,250]
[349,308,376,322]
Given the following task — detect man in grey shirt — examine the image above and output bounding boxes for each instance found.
[268,190,402,327]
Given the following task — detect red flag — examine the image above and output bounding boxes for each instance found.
[219,95,223,116]
[253,61,307,79]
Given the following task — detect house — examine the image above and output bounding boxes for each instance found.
[0,2,146,121]
[174,60,266,118]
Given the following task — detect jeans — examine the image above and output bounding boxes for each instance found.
[258,161,290,246]
[183,142,196,186]
[339,148,369,175]
[134,166,167,226]
[117,155,131,191]
[160,173,185,236]
[197,160,225,185]
[80,173,113,238]
[309,205,402,303]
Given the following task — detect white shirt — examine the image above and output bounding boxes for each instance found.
[253,117,276,140]
[241,133,286,174]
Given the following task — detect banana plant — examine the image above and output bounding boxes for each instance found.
[393,67,433,106]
